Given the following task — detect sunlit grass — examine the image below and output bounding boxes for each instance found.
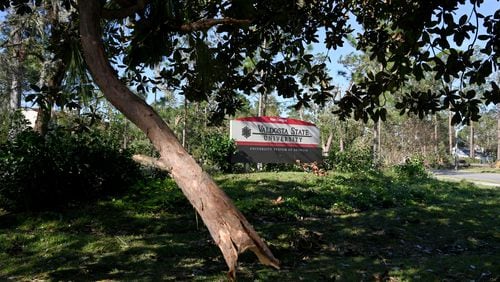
[0,171,499,281]
[460,166,500,173]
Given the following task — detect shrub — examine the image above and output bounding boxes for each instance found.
[0,129,140,212]
[326,145,375,173]
[392,156,428,179]
[262,163,301,172]
[202,133,236,173]
[0,110,31,144]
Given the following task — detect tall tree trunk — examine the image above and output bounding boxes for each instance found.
[469,121,475,159]
[497,104,500,161]
[123,121,129,149]
[373,118,381,163]
[339,121,345,152]
[77,1,279,279]
[257,71,266,170]
[449,107,453,155]
[34,3,65,135]
[434,115,438,155]
[322,131,333,156]
[377,118,381,159]
[34,60,65,135]
[258,91,267,117]
[9,71,21,110]
[182,97,187,148]
[9,30,23,111]
[34,61,53,135]
[258,40,267,118]
[373,120,377,162]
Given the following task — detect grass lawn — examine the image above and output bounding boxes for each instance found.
[1,171,499,281]
[460,166,500,174]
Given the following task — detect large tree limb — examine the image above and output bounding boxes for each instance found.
[177,18,252,32]
[78,1,279,279]
[132,154,172,173]
[101,0,251,32]
[102,0,147,19]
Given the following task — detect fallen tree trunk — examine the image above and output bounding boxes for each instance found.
[78,1,279,279]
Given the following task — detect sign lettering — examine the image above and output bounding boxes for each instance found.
[230,116,322,163]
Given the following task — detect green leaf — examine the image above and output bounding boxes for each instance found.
[459,14,468,25]
[465,90,476,99]
[25,94,37,102]
[30,84,41,92]
[477,34,490,40]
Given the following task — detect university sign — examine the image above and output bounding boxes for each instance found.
[230,116,322,163]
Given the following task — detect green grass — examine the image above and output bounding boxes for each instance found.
[1,171,499,281]
[460,166,500,173]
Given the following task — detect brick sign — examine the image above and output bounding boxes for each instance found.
[230,116,322,163]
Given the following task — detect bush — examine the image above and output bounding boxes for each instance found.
[262,163,301,172]
[202,133,236,173]
[326,146,375,173]
[0,110,31,144]
[0,129,141,212]
[392,156,428,179]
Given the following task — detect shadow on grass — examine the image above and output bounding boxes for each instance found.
[218,173,500,281]
[0,172,499,281]
[0,181,227,281]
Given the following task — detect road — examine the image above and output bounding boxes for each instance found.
[432,170,500,186]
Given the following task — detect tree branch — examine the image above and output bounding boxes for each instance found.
[78,1,279,279]
[132,154,172,173]
[102,0,147,19]
[177,18,252,32]
[103,0,251,31]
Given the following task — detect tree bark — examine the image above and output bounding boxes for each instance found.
[339,121,345,152]
[449,107,453,155]
[34,3,66,136]
[34,60,65,135]
[373,118,381,163]
[434,115,438,155]
[77,1,279,279]
[182,97,187,148]
[497,104,500,162]
[469,121,475,159]
[9,30,23,111]
[377,118,381,159]
[322,131,333,156]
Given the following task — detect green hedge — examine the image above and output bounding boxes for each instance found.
[0,129,140,212]
[326,146,375,173]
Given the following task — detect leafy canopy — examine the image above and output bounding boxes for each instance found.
[1,0,499,124]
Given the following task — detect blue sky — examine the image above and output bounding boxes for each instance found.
[1,1,498,109]
[318,0,500,91]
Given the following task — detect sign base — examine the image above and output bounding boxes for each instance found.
[232,145,322,163]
